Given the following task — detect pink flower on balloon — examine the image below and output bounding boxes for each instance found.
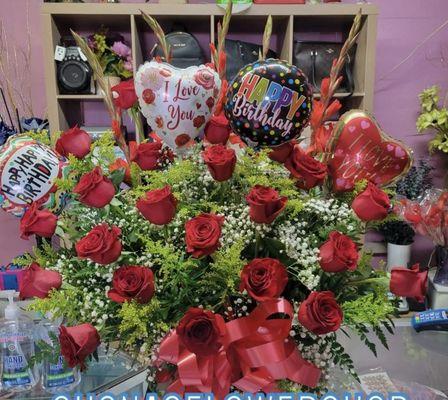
[194,68,215,90]
[140,67,164,90]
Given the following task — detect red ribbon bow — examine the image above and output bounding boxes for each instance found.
[158,299,321,396]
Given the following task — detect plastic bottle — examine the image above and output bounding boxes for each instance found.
[0,290,38,392]
[39,320,81,393]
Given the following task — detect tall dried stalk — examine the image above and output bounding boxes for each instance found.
[260,15,273,61]
[141,11,171,63]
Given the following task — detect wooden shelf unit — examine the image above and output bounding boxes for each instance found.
[42,2,378,133]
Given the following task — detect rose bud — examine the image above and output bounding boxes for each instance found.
[107,265,155,304]
[202,144,236,182]
[109,158,131,185]
[59,323,101,370]
[240,258,288,302]
[390,263,428,303]
[19,263,62,300]
[55,125,92,159]
[73,166,115,208]
[136,185,177,225]
[112,79,138,110]
[185,213,224,258]
[20,202,57,239]
[75,223,122,265]
[130,141,165,171]
[284,146,327,190]
[246,185,287,224]
[176,308,226,357]
[298,291,343,335]
[204,113,231,145]
[352,182,391,222]
[319,231,359,273]
[268,140,297,164]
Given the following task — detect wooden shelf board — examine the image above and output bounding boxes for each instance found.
[57,94,104,100]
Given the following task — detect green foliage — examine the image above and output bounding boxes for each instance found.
[31,331,61,367]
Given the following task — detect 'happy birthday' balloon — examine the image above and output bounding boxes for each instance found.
[225,59,313,148]
[0,135,69,217]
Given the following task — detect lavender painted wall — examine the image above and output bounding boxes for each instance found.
[1,0,448,265]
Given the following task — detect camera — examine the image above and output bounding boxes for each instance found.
[56,36,94,94]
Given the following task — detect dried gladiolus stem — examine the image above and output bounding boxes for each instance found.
[260,15,273,61]
[141,11,171,63]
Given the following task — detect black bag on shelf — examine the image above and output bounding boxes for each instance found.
[153,24,205,69]
[225,39,277,82]
[293,41,356,95]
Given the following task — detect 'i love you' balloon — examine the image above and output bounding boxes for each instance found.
[328,110,413,192]
[135,61,221,150]
[225,59,313,147]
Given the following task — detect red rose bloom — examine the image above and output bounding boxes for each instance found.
[284,146,327,190]
[73,166,115,208]
[185,213,224,258]
[75,223,122,265]
[130,141,164,171]
[142,88,155,104]
[193,115,206,129]
[20,202,57,239]
[107,265,155,304]
[319,231,359,273]
[268,140,297,164]
[55,126,92,159]
[136,185,177,225]
[19,263,62,300]
[202,145,236,182]
[112,79,138,110]
[246,185,287,224]
[176,308,226,357]
[352,182,390,222]
[59,323,101,370]
[240,258,288,302]
[204,113,231,145]
[298,291,343,335]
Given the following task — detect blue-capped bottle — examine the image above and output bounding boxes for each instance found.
[0,291,38,392]
[39,321,81,394]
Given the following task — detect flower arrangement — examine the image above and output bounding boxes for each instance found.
[88,28,133,79]
[416,85,448,153]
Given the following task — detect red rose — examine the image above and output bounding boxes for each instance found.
[19,263,62,300]
[319,231,359,273]
[112,79,138,110]
[130,141,165,171]
[285,146,327,190]
[109,158,131,185]
[268,140,297,164]
[75,223,122,265]
[185,213,224,258]
[202,145,236,182]
[136,185,177,225]
[351,182,390,221]
[20,202,57,239]
[298,291,343,335]
[204,113,231,145]
[206,96,215,110]
[142,88,155,104]
[59,323,100,370]
[240,258,288,302]
[390,263,428,303]
[246,185,287,224]
[193,115,206,129]
[55,126,92,159]
[176,308,226,357]
[107,265,155,304]
[73,166,115,208]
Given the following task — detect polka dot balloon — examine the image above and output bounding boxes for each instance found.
[225,59,313,148]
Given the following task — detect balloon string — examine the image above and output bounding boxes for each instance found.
[377,17,448,82]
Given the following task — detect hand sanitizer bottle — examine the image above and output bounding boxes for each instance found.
[0,290,38,392]
[39,320,81,393]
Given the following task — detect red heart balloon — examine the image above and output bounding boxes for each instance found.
[328,110,412,192]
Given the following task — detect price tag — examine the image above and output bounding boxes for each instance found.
[54,45,66,62]
[77,47,87,62]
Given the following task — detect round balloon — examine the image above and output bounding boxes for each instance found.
[0,135,69,217]
[135,61,221,151]
[225,59,313,147]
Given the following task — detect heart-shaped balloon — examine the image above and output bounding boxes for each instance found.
[328,110,412,192]
[135,61,221,150]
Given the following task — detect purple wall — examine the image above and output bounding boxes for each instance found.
[1,0,448,265]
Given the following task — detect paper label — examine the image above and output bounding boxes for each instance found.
[54,45,66,62]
